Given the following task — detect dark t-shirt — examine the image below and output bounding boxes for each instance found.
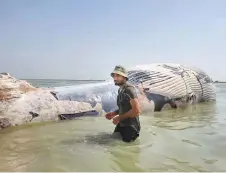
[116,83,141,132]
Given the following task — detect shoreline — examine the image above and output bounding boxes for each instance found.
[214,81,226,83]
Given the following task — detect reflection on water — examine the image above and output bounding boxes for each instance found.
[0,85,226,171]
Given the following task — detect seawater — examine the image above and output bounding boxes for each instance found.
[0,80,225,171]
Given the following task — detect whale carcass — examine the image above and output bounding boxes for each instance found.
[0,63,216,130]
[55,63,216,111]
[127,63,216,110]
[0,73,102,130]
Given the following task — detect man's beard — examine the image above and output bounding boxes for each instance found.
[114,80,125,86]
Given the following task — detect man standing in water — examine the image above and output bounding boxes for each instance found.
[105,65,141,143]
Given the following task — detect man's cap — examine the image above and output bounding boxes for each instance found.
[111,65,128,78]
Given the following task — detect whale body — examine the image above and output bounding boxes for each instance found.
[128,63,216,110]
[54,81,154,113]
[0,73,102,130]
[0,63,216,130]
[55,63,216,112]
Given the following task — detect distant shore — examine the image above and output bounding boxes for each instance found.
[21,78,226,83]
[23,79,106,81]
[214,81,226,83]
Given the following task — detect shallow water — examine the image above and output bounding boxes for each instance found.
[0,81,225,171]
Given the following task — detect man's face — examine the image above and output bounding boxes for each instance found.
[112,73,126,86]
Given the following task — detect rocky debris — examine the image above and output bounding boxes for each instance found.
[0,73,100,130]
[0,118,11,130]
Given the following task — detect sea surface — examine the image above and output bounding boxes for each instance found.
[0,80,226,172]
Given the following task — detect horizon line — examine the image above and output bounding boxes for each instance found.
[23,78,106,81]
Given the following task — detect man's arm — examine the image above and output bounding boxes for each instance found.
[111,109,119,116]
[105,109,118,120]
[118,87,141,121]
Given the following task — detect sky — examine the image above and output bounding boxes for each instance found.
[0,0,226,80]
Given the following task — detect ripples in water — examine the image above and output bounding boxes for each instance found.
[0,100,226,171]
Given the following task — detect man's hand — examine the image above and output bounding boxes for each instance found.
[105,112,116,120]
[112,116,120,125]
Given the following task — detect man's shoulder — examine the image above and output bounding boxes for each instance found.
[124,83,138,98]
[125,83,136,92]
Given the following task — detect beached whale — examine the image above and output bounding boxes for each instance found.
[0,73,103,130]
[0,73,153,130]
[0,63,216,130]
[54,81,154,113]
[128,63,216,110]
[55,63,216,112]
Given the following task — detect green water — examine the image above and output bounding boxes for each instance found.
[0,82,225,172]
